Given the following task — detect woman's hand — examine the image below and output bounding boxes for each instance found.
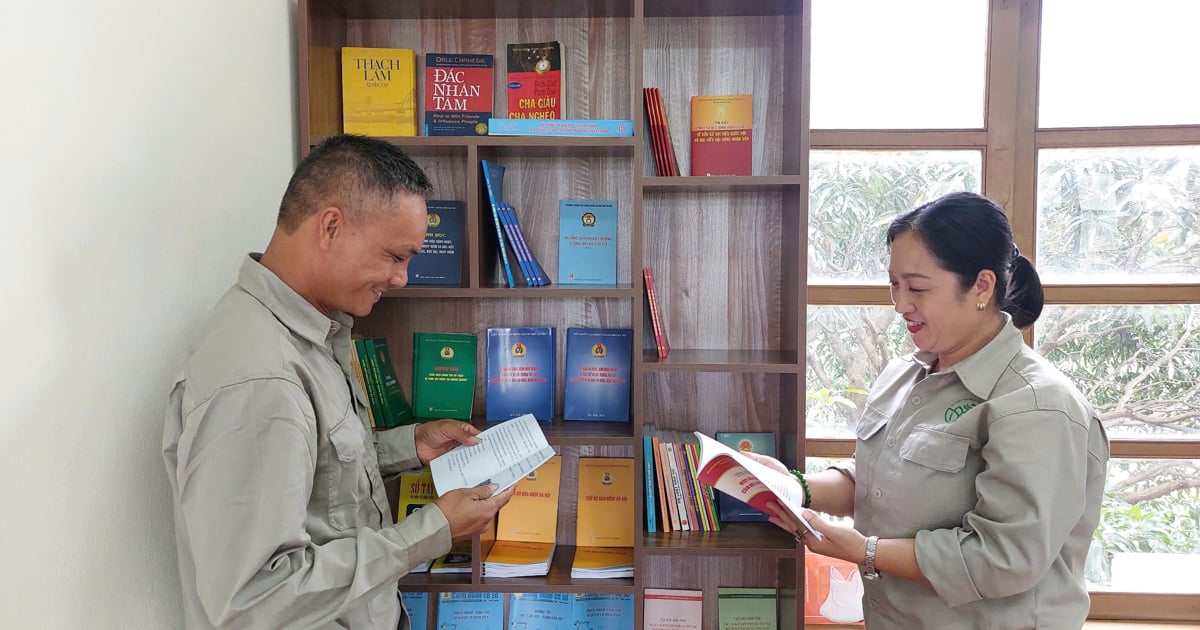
[793,509,868,565]
[414,420,480,465]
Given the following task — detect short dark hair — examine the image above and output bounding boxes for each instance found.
[277,134,433,232]
[887,191,1044,329]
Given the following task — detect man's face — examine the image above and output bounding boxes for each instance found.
[322,192,428,318]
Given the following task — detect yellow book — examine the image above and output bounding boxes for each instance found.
[570,545,634,570]
[484,540,556,564]
[495,455,562,543]
[575,457,635,547]
[341,47,417,136]
[394,467,436,523]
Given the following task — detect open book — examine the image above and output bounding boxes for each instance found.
[692,432,823,540]
[430,413,555,496]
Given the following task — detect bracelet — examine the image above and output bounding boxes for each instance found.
[789,470,813,508]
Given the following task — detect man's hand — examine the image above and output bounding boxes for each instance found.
[414,419,480,465]
[435,483,517,541]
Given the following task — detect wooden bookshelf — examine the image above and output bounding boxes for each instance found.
[298,0,808,627]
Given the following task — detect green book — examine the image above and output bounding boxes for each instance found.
[356,337,415,429]
[717,587,777,630]
[412,332,477,419]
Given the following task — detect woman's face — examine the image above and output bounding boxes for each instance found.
[888,231,997,371]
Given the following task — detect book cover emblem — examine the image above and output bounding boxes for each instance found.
[440,346,454,360]
[592,343,606,358]
[427,213,441,228]
[581,212,596,227]
[511,342,527,358]
[602,472,613,485]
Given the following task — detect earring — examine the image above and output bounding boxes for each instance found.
[976,302,986,311]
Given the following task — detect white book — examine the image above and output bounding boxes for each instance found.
[692,431,822,540]
[430,413,555,495]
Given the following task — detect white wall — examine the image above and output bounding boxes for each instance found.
[0,1,297,626]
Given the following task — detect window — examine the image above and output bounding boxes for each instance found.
[806,0,1200,619]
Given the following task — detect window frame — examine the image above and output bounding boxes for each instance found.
[804,0,1200,622]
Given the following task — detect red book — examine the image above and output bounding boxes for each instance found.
[654,88,681,176]
[644,88,668,176]
[424,53,494,136]
[644,267,670,359]
[690,94,752,176]
[505,41,563,119]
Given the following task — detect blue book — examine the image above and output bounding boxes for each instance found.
[485,327,555,421]
[400,592,430,629]
[488,118,634,137]
[480,160,519,288]
[643,427,657,532]
[714,432,777,522]
[436,592,505,629]
[572,593,634,630]
[563,327,632,422]
[407,200,464,286]
[558,200,617,285]
[508,593,573,630]
[500,202,551,286]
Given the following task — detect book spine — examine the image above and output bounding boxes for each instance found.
[650,435,672,533]
[356,338,392,429]
[498,204,534,285]
[504,203,550,286]
[659,441,682,531]
[685,443,720,532]
[644,267,670,358]
[664,442,691,531]
[655,88,681,176]
[673,441,701,531]
[480,161,518,288]
[643,431,657,533]
[348,338,376,429]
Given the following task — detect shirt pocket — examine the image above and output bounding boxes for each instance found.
[856,403,890,442]
[326,412,368,531]
[899,425,969,473]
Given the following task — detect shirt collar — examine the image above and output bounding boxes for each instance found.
[904,312,1024,400]
[238,253,354,346]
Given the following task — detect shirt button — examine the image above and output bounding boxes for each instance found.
[872,488,883,499]
[912,396,922,406]
[886,437,897,447]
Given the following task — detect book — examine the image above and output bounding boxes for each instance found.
[575,457,635,548]
[690,94,752,176]
[423,53,493,136]
[643,589,703,630]
[485,455,561,577]
[429,413,555,495]
[508,593,573,630]
[411,332,477,420]
[485,327,556,421]
[487,118,633,137]
[642,430,658,533]
[435,592,504,625]
[643,267,670,359]
[647,425,674,533]
[481,540,555,578]
[341,47,417,136]
[505,41,563,119]
[569,546,634,579]
[572,594,634,630]
[479,160,522,288]
[347,337,377,429]
[406,200,464,286]
[692,432,822,539]
[717,587,777,630]
[498,202,550,287]
[394,467,437,523]
[643,87,680,176]
[430,539,473,574]
[399,592,430,629]
[558,200,618,285]
[355,337,415,429]
[713,432,776,522]
[562,328,633,422]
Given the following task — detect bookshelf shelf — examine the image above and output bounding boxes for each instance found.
[299,0,806,626]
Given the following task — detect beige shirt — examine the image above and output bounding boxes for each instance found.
[163,255,451,629]
[834,315,1109,629]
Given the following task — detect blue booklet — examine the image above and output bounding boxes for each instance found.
[572,593,634,630]
[558,200,617,285]
[487,118,634,137]
[407,199,464,286]
[563,327,632,422]
[485,326,556,421]
[509,593,574,630]
[435,592,505,628]
[399,592,429,628]
[714,432,777,522]
[480,160,520,288]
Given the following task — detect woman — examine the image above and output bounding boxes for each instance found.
[758,192,1110,628]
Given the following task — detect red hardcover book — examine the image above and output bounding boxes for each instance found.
[654,88,681,176]
[505,41,563,119]
[644,88,668,176]
[690,94,752,176]
[423,53,494,136]
[644,267,670,358]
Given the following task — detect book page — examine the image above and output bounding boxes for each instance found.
[693,432,822,540]
[431,413,555,495]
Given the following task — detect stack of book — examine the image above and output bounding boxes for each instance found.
[570,457,635,579]
[483,455,562,578]
[481,160,551,288]
[643,87,681,176]
[349,336,414,430]
[643,425,722,533]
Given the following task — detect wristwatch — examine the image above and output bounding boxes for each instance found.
[862,535,881,580]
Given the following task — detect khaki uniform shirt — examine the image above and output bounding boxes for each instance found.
[833,316,1109,629]
[163,255,451,629]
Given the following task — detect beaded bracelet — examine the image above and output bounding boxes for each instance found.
[789,470,813,508]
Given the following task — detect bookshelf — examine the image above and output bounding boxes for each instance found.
[298,0,807,627]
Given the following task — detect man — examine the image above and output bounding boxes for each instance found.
[163,134,514,628]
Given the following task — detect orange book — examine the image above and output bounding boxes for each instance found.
[575,457,635,547]
[654,88,681,176]
[650,432,674,532]
[643,267,670,358]
[495,455,561,543]
[690,94,752,176]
